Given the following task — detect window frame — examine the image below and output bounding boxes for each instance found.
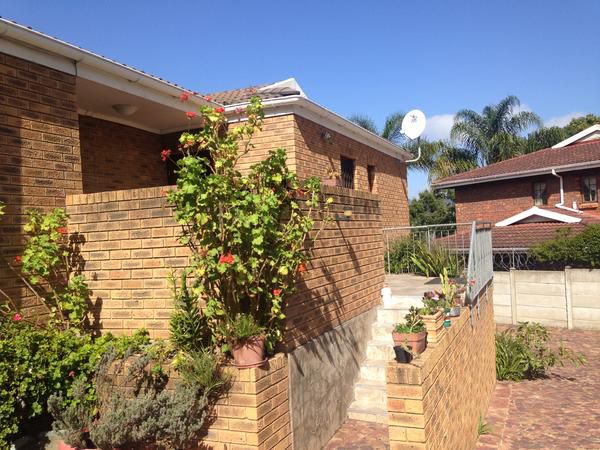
[367,165,376,193]
[532,181,548,206]
[582,175,598,203]
[340,156,355,190]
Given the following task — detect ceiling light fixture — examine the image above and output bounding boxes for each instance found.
[112,104,139,116]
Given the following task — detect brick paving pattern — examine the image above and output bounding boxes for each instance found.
[477,328,600,450]
[325,419,389,450]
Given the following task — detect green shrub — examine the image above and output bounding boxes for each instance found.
[410,241,462,277]
[169,271,210,353]
[385,236,415,273]
[393,307,425,333]
[531,224,600,268]
[496,322,586,381]
[227,313,265,343]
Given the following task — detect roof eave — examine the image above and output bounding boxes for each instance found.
[224,96,412,162]
[433,160,600,189]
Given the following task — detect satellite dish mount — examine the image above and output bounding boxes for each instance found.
[401,109,427,163]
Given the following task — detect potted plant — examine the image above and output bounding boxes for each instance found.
[438,268,467,317]
[420,292,445,343]
[228,313,267,368]
[322,167,340,186]
[392,307,427,363]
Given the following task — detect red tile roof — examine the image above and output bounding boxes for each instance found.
[433,139,600,188]
[208,84,302,105]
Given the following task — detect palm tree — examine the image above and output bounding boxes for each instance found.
[349,112,477,181]
[349,112,406,145]
[451,95,542,165]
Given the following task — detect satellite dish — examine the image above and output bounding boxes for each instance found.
[401,109,426,140]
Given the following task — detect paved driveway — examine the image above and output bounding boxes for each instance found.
[477,328,600,450]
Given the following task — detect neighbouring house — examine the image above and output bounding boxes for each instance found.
[433,125,600,256]
[0,18,414,448]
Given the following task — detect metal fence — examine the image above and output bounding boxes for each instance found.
[465,222,493,303]
[383,221,494,302]
[383,223,474,276]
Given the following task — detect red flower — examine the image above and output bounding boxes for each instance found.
[469,279,476,286]
[68,371,76,378]
[214,107,225,114]
[295,188,307,197]
[58,227,67,234]
[161,149,172,162]
[297,263,306,273]
[14,255,21,264]
[185,111,196,119]
[273,289,282,296]
[204,95,213,102]
[218,253,234,264]
[179,92,190,102]
[13,313,22,322]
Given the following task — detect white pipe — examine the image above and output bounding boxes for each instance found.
[551,169,582,214]
[405,145,422,163]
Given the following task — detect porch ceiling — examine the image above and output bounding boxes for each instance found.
[76,78,203,134]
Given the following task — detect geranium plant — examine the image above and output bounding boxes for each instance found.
[165,97,330,352]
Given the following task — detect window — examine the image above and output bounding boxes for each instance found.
[582,176,597,203]
[533,182,547,206]
[340,156,355,189]
[367,165,376,192]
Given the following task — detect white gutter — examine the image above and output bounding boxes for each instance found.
[551,169,582,214]
[0,18,216,109]
[433,159,600,189]
[225,96,412,162]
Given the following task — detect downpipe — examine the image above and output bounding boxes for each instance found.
[551,169,582,214]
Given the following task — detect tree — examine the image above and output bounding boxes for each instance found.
[348,112,406,145]
[409,189,455,226]
[563,114,600,136]
[349,113,476,180]
[451,95,542,165]
[521,126,567,153]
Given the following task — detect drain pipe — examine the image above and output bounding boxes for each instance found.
[551,169,582,214]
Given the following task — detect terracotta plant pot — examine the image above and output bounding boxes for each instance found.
[391,330,427,355]
[232,336,266,368]
[422,309,445,344]
[58,440,95,450]
[322,178,340,187]
[58,440,120,450]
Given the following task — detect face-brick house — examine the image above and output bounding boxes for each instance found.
[433,125,600,254]
[0,19,412,447]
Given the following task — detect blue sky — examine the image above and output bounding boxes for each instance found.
[3,0,599,197]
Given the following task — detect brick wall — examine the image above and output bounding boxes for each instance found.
[455,169,600,224]
[65,185,385,348]
[106,353,290,449]
[80,115,167,193]
[202,353,290,449]
[293,115,409,229]
[0,52,82,313]
[386,285,496,450]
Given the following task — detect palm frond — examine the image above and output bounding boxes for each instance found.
[348,114,379,135]
[381,112,405,144]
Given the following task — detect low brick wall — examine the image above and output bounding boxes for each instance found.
[106,353,290,449]
[386,285,496,450]
[65,185,384,348]
[203,354,290,449]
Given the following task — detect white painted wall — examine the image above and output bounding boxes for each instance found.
[493,269,600,329]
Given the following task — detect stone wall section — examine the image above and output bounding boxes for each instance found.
[386,285,496,450]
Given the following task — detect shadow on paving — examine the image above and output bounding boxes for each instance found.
[477,327,600,450]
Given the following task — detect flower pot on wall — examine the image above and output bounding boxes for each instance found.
[232,336,266,368]
[393,346,413,363]
[391,330,427,355]
[322,178,340,187]
[422,309,445,344]
[449,305,461,317]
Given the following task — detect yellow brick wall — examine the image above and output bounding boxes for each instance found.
[0,52,83,316]
[386,286,496,450]
[292,115,409,229]
[65,185,384,348]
